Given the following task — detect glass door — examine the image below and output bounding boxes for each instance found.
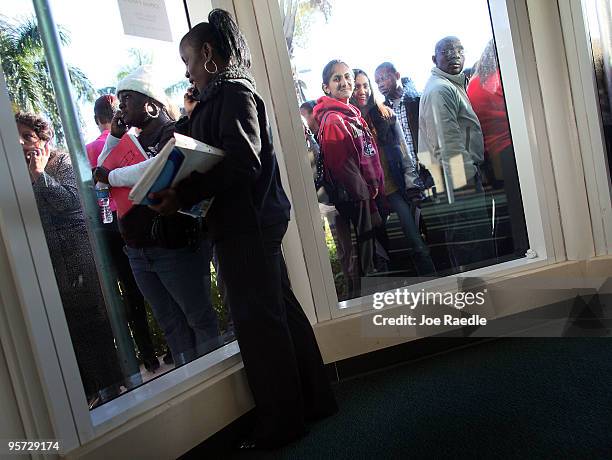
[275,0,540,316]
[584,0,612,174]
[0,0,234,440]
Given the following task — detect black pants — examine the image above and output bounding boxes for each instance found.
[498,147,529,256]
[444,170,495,269]
[215,221,337,444]
[335,200,377,277]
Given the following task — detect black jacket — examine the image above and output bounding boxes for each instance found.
[174,79,291,240]
[119,121,200,248]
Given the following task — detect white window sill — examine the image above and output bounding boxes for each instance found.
[336,255,550,314]
[88,256,553,436]
[90,340,242,434]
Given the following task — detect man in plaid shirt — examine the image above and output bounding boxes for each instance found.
[374,62,421,168]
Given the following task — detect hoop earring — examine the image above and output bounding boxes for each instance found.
[145,103,160,119]
[204,58,218,74]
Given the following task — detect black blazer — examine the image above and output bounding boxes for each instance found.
[403,95,420,149]
[174,79,291,240]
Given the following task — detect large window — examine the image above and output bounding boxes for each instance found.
[283,0,530,304]
[0,0,231,413]
[584,0,612,178]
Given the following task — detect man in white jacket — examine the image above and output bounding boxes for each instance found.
[419,36,493,270]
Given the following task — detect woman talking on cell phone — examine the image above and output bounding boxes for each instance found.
[149,9,337,450]
[93,66,220,366]
[15,112,123,407]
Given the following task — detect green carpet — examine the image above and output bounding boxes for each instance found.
[187,338,612,459]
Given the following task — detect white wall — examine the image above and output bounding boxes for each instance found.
[0,341,25,445]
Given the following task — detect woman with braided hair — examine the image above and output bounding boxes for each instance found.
[150,9,337,449]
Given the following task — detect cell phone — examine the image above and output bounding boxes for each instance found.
[186,86,199,101]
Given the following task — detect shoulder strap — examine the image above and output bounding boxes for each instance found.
[314,110,339,189]
[316,110,338,145]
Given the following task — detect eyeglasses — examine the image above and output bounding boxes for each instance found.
[441,47,465,58]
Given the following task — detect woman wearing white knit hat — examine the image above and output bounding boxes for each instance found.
[94,65,220,367]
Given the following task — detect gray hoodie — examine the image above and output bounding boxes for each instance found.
[418,67,484,182]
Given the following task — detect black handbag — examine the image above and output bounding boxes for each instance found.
[418,162,435,189]
[314,151,350,204]
[150,214,202,249]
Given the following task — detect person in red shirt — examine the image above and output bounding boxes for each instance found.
[466,45,511,171]
[87,96,117,191]
[86,94,161,372]
[467,40,529,257]
[314,59,385,292]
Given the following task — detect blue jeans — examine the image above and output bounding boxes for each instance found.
[125,239,219,365]
[387,192,436,276]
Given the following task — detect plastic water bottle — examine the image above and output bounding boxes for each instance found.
[95,183,113,224]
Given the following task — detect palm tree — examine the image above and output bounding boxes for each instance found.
[116,48,153,82]
[0,15,96,145]
[280,0,332,58]
[279,0,332,103]
[103,48,188,100]
[164,80,189,98]
[118,48,190,98]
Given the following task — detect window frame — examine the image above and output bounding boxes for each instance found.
[0,69,83,451]
[558,0,612,255]
[249,0,565,321]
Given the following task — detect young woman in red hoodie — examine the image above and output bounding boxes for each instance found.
[313,59,385,294]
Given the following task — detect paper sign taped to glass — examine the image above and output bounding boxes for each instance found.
[116,0,173,42]
[129,133,225,218]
